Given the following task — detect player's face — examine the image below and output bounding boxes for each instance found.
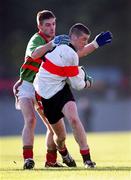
[75,33,90,50]
[39,18,56,39]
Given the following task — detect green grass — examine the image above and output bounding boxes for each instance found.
[0,132,131,180]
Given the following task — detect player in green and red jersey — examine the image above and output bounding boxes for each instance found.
[13,10,76,169]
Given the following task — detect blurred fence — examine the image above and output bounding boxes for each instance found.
[0,95,131,136]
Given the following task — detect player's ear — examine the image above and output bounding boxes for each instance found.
[37,21,43,31]
[37,24,41,31]
[70,34,77,41]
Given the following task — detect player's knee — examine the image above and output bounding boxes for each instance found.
[69,116,79,127]
[25,117,36,129]
[56,134,66,144]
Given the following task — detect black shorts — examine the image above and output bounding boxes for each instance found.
[41,84,75,124]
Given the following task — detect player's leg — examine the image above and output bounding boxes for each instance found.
[39,85,76,167]
[19,97,36,169]
[36,108,63,167]
[50,118,76,167]
[62,101,96,168]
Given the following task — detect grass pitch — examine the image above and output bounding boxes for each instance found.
[0,132,131,180]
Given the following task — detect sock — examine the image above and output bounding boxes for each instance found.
[23,145,33,160]
[46,150,57,164]
[58,145,68,157]
[80,149,91,163]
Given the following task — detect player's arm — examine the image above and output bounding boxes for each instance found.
[77,42,96,58]
[68,31,112,90]
[67,66,93,90]
[31,35,70,59]
[13,78,23,96]
[31,42,53,59]
[78,31,112,58]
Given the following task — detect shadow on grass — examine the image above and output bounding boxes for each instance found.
[0,166,131,171]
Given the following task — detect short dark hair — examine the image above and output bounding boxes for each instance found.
[69,23,91,37]
[37,10,56,25]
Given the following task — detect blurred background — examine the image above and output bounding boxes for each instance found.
[0,0,131,136]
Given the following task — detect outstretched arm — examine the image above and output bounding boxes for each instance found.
[77,42,96,58]
[78,31,112,58]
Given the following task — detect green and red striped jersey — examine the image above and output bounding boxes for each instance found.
[20,32,48,83]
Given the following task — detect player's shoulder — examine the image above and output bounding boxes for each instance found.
[59,44,77,55]
[29,32,39,39]
[29,33,45,43]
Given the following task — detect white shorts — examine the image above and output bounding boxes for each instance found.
[15,80,38,110]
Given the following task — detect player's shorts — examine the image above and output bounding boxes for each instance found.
[15,80,38,110]
[41,84,75,124]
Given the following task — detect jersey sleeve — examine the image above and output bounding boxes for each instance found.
[25,33,46,57]
[67,66,87,90]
